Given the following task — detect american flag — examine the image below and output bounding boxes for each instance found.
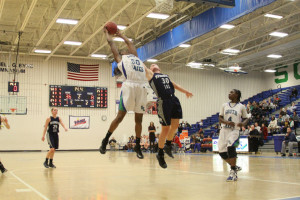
[67,62,99,81]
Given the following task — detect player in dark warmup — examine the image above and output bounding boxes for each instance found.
[42,108,68,168]
[0,115,10,173]
[99,28,148,159]
[145,64,193,168]
[218,89,249,181]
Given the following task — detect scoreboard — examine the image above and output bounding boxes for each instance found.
[49,85,107,108]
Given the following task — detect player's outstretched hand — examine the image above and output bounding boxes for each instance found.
[185,91,193,98]
[65,128,68,132]
[41,136,45,142]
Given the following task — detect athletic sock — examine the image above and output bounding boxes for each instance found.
[231,166,237,171]
[104,131,112,141]
[136,137,141,146]
[49,159,53,165]
[45,158,49,164]
[166,140,172,146]
[158,148,164,156]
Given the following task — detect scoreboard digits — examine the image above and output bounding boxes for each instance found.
[49,85,107,108]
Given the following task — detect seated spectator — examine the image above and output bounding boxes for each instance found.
[282,118,290,133]
[261,124,268,140]
[178,124,183,134]
[273,95,281,107]
[290,88,298,102]
[255,122,261,133]
[269,98,276,110]
[281,127,298,157]
[268,116,278,135]
[259,116,269,127]
[287,102,297,113]
[277,115,284,126]
[185,121,191,128]
[240,126,249,136]
[198,128,204,135]
[289,118,294,129]
[249,125,260,154]
[282,112,290,122]
[190,135,196,152]
[109,137,117,150]
[279,108,286,116]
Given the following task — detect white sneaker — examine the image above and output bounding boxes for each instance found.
[226,170,238,182]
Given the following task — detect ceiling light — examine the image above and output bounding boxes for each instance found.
[34,49,51,54]
[117,25,127,30]
[269,31,288,37]
[220,24,235,29]
[264,69,276,73]
[147,13,170,19]
[187,62,204,69]
[264,14,283,19]
[91,54,107,58]
[267,54,282,58]
[222,48,240,54]
[179,44,191,48]
[56,18,78,25]
[113,37,132,42]
[64,41,82,46]
[147,59,158,62]
[220,52,237,55]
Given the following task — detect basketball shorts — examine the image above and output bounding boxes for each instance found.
[157,96,182,126]
[47,132,59,149]
[119,81,147,114]
[218,128,240,153]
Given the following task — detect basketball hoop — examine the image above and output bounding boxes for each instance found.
[10,108,17,115]
[155,0,173,12]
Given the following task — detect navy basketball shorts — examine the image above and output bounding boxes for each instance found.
[47,132,59,149]
[157,96,183,126]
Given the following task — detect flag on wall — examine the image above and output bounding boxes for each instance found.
[67,62,99,81]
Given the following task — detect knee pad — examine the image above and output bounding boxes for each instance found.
[227,146,237,158]
[219,152,228,160]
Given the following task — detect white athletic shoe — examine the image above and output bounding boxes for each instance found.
[226,170,238,182]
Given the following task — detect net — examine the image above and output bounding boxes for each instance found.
[155,0,173,12]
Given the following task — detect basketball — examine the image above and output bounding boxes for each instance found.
[105,22,118,34]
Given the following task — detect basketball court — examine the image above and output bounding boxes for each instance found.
[0,151,299,200]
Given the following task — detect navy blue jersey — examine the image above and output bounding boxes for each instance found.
[149,73,175,100]
[48,116,60,134]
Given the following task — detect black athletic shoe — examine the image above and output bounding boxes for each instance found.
[49,163,56,168]
[164,145,174,158]
[0,168,7,173]
[99,139,108,154]
[156,154,167,169]
[43,161,49,168]
[281,153,286,157]
[134,145,144,159]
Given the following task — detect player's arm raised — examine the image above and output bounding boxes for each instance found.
[116,30,138,57]
[172,81,193,98]
[143,63,154,81]
[104,28,121,63]
[42,118,51,142]
[59,118,68,132]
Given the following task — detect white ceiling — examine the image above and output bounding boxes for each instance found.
[0,0,299,71]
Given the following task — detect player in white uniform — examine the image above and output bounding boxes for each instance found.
[0,115,10,173]
[218,89,249,182]
[99,28,147,159]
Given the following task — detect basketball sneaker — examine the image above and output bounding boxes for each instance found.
[134,145,144,159]
[156,154,167,169]
[226,170,238,182]
[0,167,7,173]
[99,139,108,154]
[164,145,174,158]
[236,166,242,171]
[43,161,49,168]
[49,163,56,168]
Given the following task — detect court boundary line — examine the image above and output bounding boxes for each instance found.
[9,171,50,200]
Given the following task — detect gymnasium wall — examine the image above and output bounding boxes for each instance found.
[0,54,270,150]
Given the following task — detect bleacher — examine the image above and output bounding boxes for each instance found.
[187,85,300,138]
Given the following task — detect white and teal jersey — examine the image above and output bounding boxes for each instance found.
[220,102,248,130]
[117,54,147,83]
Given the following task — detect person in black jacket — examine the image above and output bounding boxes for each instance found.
[248,125,260,154]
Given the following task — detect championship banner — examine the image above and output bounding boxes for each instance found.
[69,116,90,129]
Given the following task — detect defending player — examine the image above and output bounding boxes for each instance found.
[0,115,10,173]
[42,108,68,168]
[145,64,193,168]
[218,89,249,182]
[99,28,148,159]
